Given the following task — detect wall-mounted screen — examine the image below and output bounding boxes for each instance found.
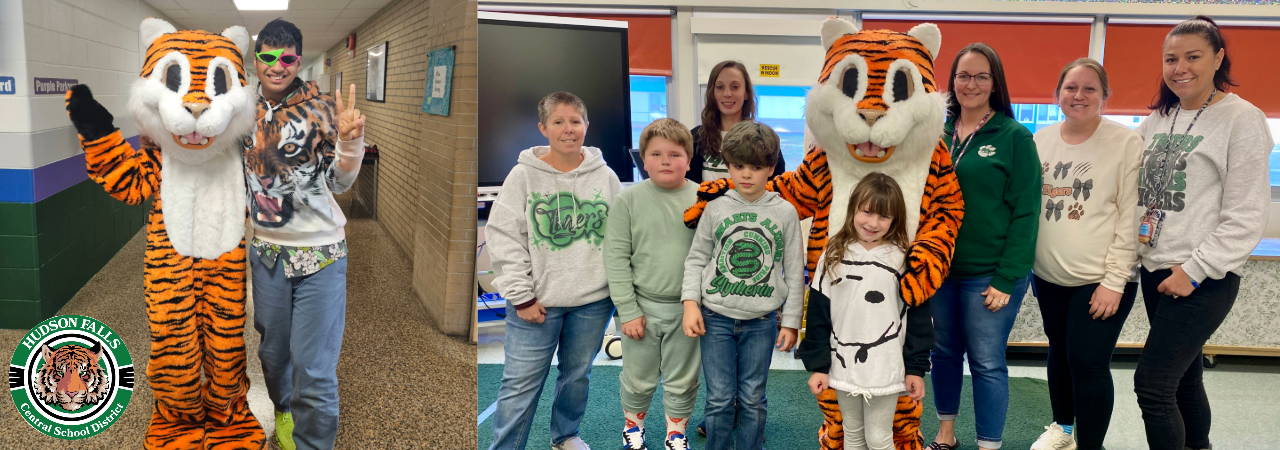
[479,13,633,187]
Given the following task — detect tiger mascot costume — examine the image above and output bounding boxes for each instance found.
[685,18,963,450]
[64,18,265,449]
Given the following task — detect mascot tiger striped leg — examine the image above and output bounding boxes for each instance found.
[66,17,264,450]
[685,18,962,450]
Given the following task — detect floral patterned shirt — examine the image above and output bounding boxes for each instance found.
[252,238,348,278]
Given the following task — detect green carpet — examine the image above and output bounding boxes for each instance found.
[478,364,1067,449]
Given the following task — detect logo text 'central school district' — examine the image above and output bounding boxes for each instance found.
[9,315,133,440]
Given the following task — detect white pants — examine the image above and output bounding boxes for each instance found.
[834,389,899,450]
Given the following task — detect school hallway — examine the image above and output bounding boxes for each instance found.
[476,319,1280,450]
[0,209,477,449]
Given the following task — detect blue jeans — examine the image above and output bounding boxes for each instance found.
[929,274,1030,449]
[700,306,776,450]
[250,249,348,450]
[489,298,614,450]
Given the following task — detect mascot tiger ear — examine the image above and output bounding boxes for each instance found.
[907,23,942,60]
[140,17,177,50]
[821,17,860,51]
[222,25,252,59]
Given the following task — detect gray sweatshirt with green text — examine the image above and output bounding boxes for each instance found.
[681,190,805,329]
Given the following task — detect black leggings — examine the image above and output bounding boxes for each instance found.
[1134,267,1239,450]
[1033,276,1137,450]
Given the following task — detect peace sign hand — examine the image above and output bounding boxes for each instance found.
[335,83,365,141]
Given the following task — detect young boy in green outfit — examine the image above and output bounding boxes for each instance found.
[604,118,702,450]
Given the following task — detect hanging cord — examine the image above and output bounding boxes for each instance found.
[476,239,505,318]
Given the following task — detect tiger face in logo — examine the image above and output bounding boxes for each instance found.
[244,105,335,228]
[30,343,110,412]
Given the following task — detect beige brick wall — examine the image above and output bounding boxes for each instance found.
[326,0,477,336]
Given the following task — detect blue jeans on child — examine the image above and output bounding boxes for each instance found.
[699,306,776,450]
[929,274,1031,450]
[488,298,614,450]
[250,249,348,450]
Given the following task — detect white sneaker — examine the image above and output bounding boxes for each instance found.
[1030,423,1077,450]
[664,433,689,450]
[553,436,592,450]
[622,426,647,450]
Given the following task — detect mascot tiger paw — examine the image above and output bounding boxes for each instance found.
[685,17,962,450]
[65,17,264,450]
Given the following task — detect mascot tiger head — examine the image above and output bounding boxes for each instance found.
[129,18,255,164]
[30,343,110,412]
[806,18,946,237]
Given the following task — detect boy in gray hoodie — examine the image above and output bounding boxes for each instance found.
[487,92,622,450]
[681,121,804,450]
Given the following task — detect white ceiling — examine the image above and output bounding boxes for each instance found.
[142,0,392,60]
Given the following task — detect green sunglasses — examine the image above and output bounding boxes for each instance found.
[256,49,301,67]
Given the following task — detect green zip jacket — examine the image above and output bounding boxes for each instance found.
[943,111,1042,293]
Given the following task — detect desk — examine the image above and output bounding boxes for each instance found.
[1008,238,1280,361]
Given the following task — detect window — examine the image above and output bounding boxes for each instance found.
[630,75,668,150]
[1012,104,1066,134]
[754,85,811,172]
[630,75,668,181]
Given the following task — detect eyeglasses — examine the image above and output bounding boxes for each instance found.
[955,72,993,86]
[256,49,301,67]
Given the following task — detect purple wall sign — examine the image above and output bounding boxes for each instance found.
[33,78,78,95]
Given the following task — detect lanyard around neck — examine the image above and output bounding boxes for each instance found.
[951,109,994,163]
[1145,90,1217,211]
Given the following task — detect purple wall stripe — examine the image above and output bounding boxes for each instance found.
[0,135,140,204]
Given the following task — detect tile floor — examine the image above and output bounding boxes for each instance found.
[1,216,476,449]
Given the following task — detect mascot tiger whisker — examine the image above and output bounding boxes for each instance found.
[685,18,963,450]
[64,17,265,450]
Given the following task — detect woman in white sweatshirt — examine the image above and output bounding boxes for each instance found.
[486,92,623,450]
[1129,16,1272,450]
[1029,58,1143,450]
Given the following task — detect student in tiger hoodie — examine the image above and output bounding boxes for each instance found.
[243,19,366,450]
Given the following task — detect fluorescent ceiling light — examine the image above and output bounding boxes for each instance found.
[252,35,258,40]
[234,0,288,10]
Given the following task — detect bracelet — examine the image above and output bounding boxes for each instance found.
[1190,280,1199,289]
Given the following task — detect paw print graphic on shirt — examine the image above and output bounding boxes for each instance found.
[1068,203,1084,220]
[978,145,996,157]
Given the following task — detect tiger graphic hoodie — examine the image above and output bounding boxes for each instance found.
[487,146,622,309]
[243,78,365,247]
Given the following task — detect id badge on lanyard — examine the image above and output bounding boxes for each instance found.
[1139,209,1165,247]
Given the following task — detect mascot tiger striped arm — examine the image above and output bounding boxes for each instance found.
[65,18,264,450]
[683,18,962,450]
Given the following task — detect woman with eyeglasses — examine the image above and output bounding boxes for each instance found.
[1131,16,1271,450]
[926,43,1042,450]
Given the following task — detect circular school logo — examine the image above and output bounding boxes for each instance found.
[8,315,133,440]
[716,226,775,285]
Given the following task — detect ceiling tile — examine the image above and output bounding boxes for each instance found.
[144,0,183,9]
[331,17,366,27]
[290,0,351,9]
[184,9,242,19]
[286,9,343,19]
[239,11,283,22]
[341,8,383,19]
[286,18,334,27]
[160,8,195,19]
[176,0,234,10]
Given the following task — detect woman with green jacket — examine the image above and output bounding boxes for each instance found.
[926,43,1042,450]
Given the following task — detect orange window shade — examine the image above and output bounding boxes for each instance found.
[1105,24,1280,117]
[861,19,1092,104]
[533,13,673,76]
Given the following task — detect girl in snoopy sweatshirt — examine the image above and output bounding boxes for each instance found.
[797,173,932,450]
